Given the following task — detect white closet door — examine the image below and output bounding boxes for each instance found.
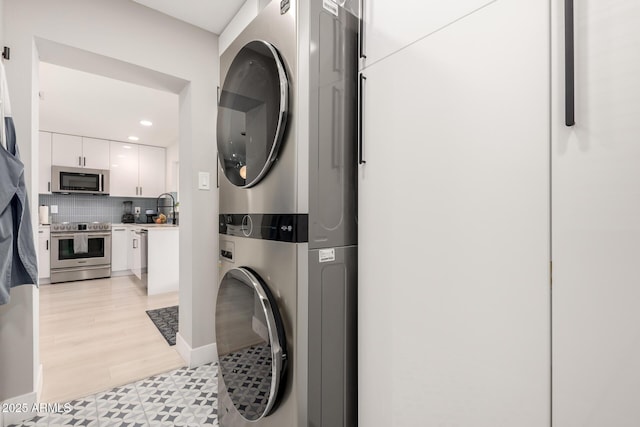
[358,1,550,426]
[552,1,640,425]
[362,0,493,66]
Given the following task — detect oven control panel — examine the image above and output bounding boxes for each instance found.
[51,222,112,232]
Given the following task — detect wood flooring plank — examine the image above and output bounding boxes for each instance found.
[39,276,185,403]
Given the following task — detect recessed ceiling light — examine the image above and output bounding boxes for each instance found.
[140,120,153,127]
[128,136,139,141]
[123,145,132,149]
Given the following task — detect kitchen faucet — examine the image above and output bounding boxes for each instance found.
[156,193,176,224]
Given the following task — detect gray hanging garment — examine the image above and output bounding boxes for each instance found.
[0,61,38,305]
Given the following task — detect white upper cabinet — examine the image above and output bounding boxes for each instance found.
[38,131,52,194]
[51,133,110,169]
[110,141,140,197]
[362,0,494,66]
[51,133,83,167]
[81,137,110,170]
[138,145,166,198]
[109,141,166,198]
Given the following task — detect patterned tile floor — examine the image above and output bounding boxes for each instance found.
[10,363,218,427]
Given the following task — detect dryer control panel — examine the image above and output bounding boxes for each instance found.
[219,213,308,243]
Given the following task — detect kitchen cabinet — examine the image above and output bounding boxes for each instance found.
[361,0,493,66]
[110,141,139,197]
[110,141,166,197]
[82,137,111,169]
[51,133,110,169]
[551,1,640,425]
[138,145,166,197]
[127,227,136,271]
[128,226,141,277]
[358,1,550,426]
[131,228,146,281]
[39,131,52,194]
[111,226,129,273]
[37,226,50,280]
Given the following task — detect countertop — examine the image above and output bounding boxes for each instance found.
[112,223,178,229]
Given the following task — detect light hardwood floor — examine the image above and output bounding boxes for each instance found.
[39,276,185,403]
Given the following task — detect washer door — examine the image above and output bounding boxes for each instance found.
[215,267,288,421]
[217,40,289,188]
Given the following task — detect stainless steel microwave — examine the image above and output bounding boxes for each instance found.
[51,166,110,195]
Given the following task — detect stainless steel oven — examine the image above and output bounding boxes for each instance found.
[50,222,112,283]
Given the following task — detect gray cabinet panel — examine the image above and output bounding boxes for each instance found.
[308,246,357,427]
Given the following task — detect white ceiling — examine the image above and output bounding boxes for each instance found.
[131,0,247,34]
[39,62,179,147]
[39,1,248,148]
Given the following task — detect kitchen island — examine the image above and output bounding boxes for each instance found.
[142,224,179,295]
[112,223,179,295]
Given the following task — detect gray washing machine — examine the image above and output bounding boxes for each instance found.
[217,218,357,427]
[216,0,360,426]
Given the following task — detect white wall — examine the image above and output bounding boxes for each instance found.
[1,0,219,408]
[165,140,179,194]
[0,0,41,419]
[219,0,271,54]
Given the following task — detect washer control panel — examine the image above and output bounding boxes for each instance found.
[219,214,308,243]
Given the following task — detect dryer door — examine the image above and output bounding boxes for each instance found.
[215,267,288,421]
[217,40,289,188]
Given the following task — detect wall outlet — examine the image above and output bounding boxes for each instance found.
[50,205,58,214]
[134,207,141,214]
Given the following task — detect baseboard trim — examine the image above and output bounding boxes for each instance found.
[175,332,217,368]
[110,271,133,278]
[0,390,38,427]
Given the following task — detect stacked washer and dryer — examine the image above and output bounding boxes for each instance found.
[215,1,359,426]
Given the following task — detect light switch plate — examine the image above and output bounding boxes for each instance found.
[198,172,211,190]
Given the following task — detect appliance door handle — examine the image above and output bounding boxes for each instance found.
[358,73,366,165]
[332,86,342,168]
[101,174,104,192]
[53,232,111,238]
[565,0,575,126]
[46,240,49,251]
[359,0,366,59]
[333,18,342,72]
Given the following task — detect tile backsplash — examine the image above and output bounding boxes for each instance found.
[39,194,176,224]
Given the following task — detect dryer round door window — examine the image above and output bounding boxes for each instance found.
[217,40,289,188]
[215,267,288,422]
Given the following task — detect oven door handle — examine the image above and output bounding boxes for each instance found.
[52,232,112,238]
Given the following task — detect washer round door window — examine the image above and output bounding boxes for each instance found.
[217,40,289,188]
[215,267,288,421]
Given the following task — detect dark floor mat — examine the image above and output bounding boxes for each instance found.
[146,305,179,346]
